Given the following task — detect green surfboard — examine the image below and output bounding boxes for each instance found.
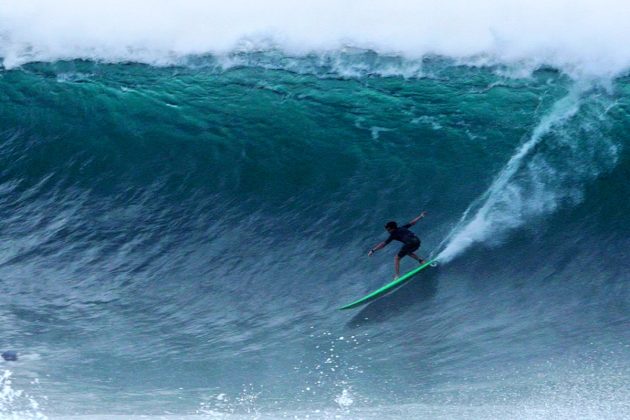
[339,259,437,310]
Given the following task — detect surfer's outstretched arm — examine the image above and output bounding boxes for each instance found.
[368,242,387,256]
[407,211,428,226]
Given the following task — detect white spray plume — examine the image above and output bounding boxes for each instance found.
[437,85,619,262]
[1,1,630,77]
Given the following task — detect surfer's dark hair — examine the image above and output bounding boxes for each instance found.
[385,221,397,230]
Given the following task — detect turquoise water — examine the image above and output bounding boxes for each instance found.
[0,53,628,418]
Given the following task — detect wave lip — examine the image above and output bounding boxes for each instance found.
[3,1,630,78]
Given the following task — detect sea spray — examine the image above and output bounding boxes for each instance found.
[2,1,630,78]
[437,84,619,262]
[0,371,47,420]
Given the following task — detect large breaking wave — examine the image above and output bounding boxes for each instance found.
[0,3,629,418]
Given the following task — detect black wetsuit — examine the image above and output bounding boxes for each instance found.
[384,224,421,258]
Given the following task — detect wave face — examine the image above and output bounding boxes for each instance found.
[0,55,629,419]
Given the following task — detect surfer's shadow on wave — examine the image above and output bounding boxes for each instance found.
[345,269,440,328]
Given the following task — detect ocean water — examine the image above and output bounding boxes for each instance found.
[1,2,629,419]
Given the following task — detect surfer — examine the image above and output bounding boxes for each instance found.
[368,211,427,278]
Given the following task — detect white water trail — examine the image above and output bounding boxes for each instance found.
[437,87,586,263]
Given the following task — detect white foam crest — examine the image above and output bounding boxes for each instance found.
[0,370,47,419]
[437,85,618,262]
[2,0,630,77]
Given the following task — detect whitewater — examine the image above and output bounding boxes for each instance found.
[1,1,629,419]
